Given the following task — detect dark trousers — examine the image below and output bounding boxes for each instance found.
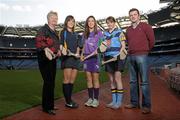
[38,57,57,110]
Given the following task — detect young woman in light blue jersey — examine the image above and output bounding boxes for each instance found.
[103,16,126,109]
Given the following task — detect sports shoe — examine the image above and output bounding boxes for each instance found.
[85,98,93,107]
[91,99,99,107]
[106,102,114,108]
[53,106,59,110]
[106,93,116,108]
[65,101,79,108]
[110,104,121,109]
[71,101,79,108]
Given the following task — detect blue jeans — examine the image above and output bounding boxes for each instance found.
[128,55,151,108]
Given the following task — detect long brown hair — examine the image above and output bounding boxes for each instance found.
[84,16,98,39]
[63,15,75,32]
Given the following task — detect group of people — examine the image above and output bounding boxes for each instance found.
[35,8,155,115]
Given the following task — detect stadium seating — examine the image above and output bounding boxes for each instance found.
[0,36,36,59]
[0,36,37,69]
[151,24,180,55]
[168,66,180,93]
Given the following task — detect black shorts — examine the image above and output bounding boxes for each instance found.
[61,56,80,70]
[104,56,125,73]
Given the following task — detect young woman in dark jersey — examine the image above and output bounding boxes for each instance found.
[60,15,82,108]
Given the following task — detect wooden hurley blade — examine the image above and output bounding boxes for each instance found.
[120,49,128,60]
[101,57,118,65]
[99,41,107,53]
[83,50,97,61]
[101,52,121,65]
[60,45,67,56]
[67,49,80,58]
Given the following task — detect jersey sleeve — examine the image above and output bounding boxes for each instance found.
[119,32,126,41]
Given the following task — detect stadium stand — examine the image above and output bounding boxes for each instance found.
[168,65,180,93]
[151,24,180,55]
[0,0,179,70]
[148,0,180,93]
[148,0,180,67]
[0,32,37,69]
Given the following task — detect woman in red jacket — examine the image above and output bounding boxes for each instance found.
[35,11,61,115]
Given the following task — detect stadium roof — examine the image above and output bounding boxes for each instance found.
[0,16,148,37]
[160,0,176,3]
[0,0,179,38]
[148,0,180,26]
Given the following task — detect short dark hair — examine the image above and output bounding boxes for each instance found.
[106,16,116,23]
[129,8,140,15]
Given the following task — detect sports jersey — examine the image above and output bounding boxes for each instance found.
[103,28,126,56]
[60,29,82,53]
[83,30,103,56]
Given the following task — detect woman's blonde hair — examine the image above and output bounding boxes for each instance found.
[47,11,58,21]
